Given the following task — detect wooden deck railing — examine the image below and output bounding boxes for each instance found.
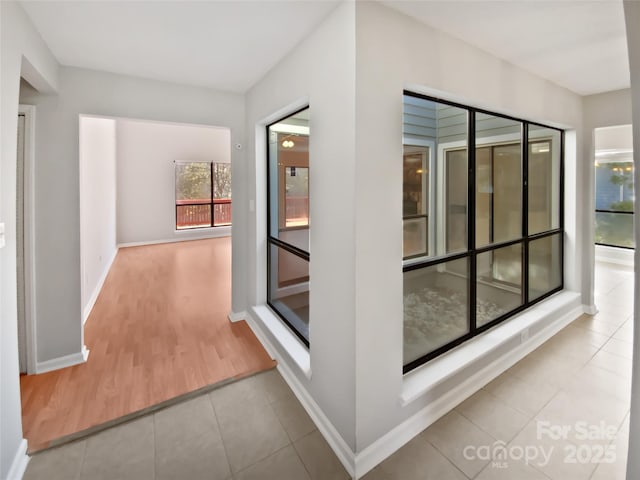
[176,198,231,229]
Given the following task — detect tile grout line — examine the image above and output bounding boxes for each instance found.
[205,387,234,478]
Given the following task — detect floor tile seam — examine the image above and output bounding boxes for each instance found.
[205,388,234,477]
[479,383,535,419]
[527,449,599,480]
[75,439,88,480]
[290,433,316,480]
[151,412,157,480]
[232,444,296,479]
[455,398,534,449]
[419,436,474,480]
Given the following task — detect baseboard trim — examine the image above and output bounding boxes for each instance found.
[227,311,246,323]
[244,309,355,476]
[353,302,584,479]
[276,361,356,477]
[6,438,29,480]
[584,304,598,315]
[118,230,231,249]
[83,248,118,325]
[36,346,90,374]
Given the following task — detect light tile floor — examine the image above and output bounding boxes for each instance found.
[24,262,634,480]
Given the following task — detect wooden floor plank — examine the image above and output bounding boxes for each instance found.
[20,237,275,451]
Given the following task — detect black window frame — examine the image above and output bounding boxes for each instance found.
[403,91,565,373]
[175,161,232,230]
[266,106,311,347]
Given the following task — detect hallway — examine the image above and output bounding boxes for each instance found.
[23,260,633,479]
[20,238,275,451]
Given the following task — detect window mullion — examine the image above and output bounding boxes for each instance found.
[468,110,477,334]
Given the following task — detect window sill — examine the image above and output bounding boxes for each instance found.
[400,290,581,406]
[250,304,311,379]
[174,225,231,235]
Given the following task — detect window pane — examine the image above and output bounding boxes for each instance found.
[176,162,211,201]
[285,166,309,227]
[475,114,522,247]
[529,234,562,301]
[403,96,468,259]
[403,217,427,258]
[529,127,561,234]
[268,243,309,342]
[595,211,634,249]
[267,109,310,253]
[595,161,634,212]
[476,243,523,327]
[213,163,232,226]
[403,258,469,364]
[175,162,212,229]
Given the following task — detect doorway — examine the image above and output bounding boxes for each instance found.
[16,104,36,375]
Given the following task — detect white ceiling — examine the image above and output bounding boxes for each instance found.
[20,1,340,93]
[383,0,630,96]
[21,0,630,96]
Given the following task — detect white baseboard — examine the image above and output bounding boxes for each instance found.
[118,229,231,249]
[36,345,90,374]
[228,311,246,322]
[276,360,356,478]
[83,247,118,325]
[6,438,29,480]
[353,302,584,478]
[243,309,352,474]
[244,297,583,479]
[584,304,598,315]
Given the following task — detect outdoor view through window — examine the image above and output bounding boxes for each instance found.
[175,162,232,229]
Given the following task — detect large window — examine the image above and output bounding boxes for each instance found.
[266,107,310,345]
[595,151,634,249]
[403,92,563,372]
[175,162,231,229]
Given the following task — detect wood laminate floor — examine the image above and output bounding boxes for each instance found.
[20,237,275,451]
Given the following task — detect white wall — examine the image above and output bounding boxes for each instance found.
[623,3,640,479]
[17,66,246,366]
[0,2,59,478]
[246,0,356,450]
[245,1,588,475]
[79,116,116,323]
[116,119,231,245]
[353,1,585,454]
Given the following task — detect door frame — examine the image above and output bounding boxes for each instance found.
[18,104,37,374]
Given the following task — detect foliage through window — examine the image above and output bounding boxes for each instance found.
[175,161,232,229]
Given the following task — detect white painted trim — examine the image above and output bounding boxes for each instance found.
[227,310,246,323]
[595,244,634,267]
[401,291,580,404]
[36,346,90,374]
[6,438,29,480]
[117,229,230,249]
[275,359,356,478]
[584,304,599,315]
[247,306,310,378]
[83,247,117,325]
[354,299,584,478]
[18,104,37,375]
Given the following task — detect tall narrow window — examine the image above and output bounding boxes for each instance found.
[267,108,310,345]
[175,161,232,229]
[402,92,563,372]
